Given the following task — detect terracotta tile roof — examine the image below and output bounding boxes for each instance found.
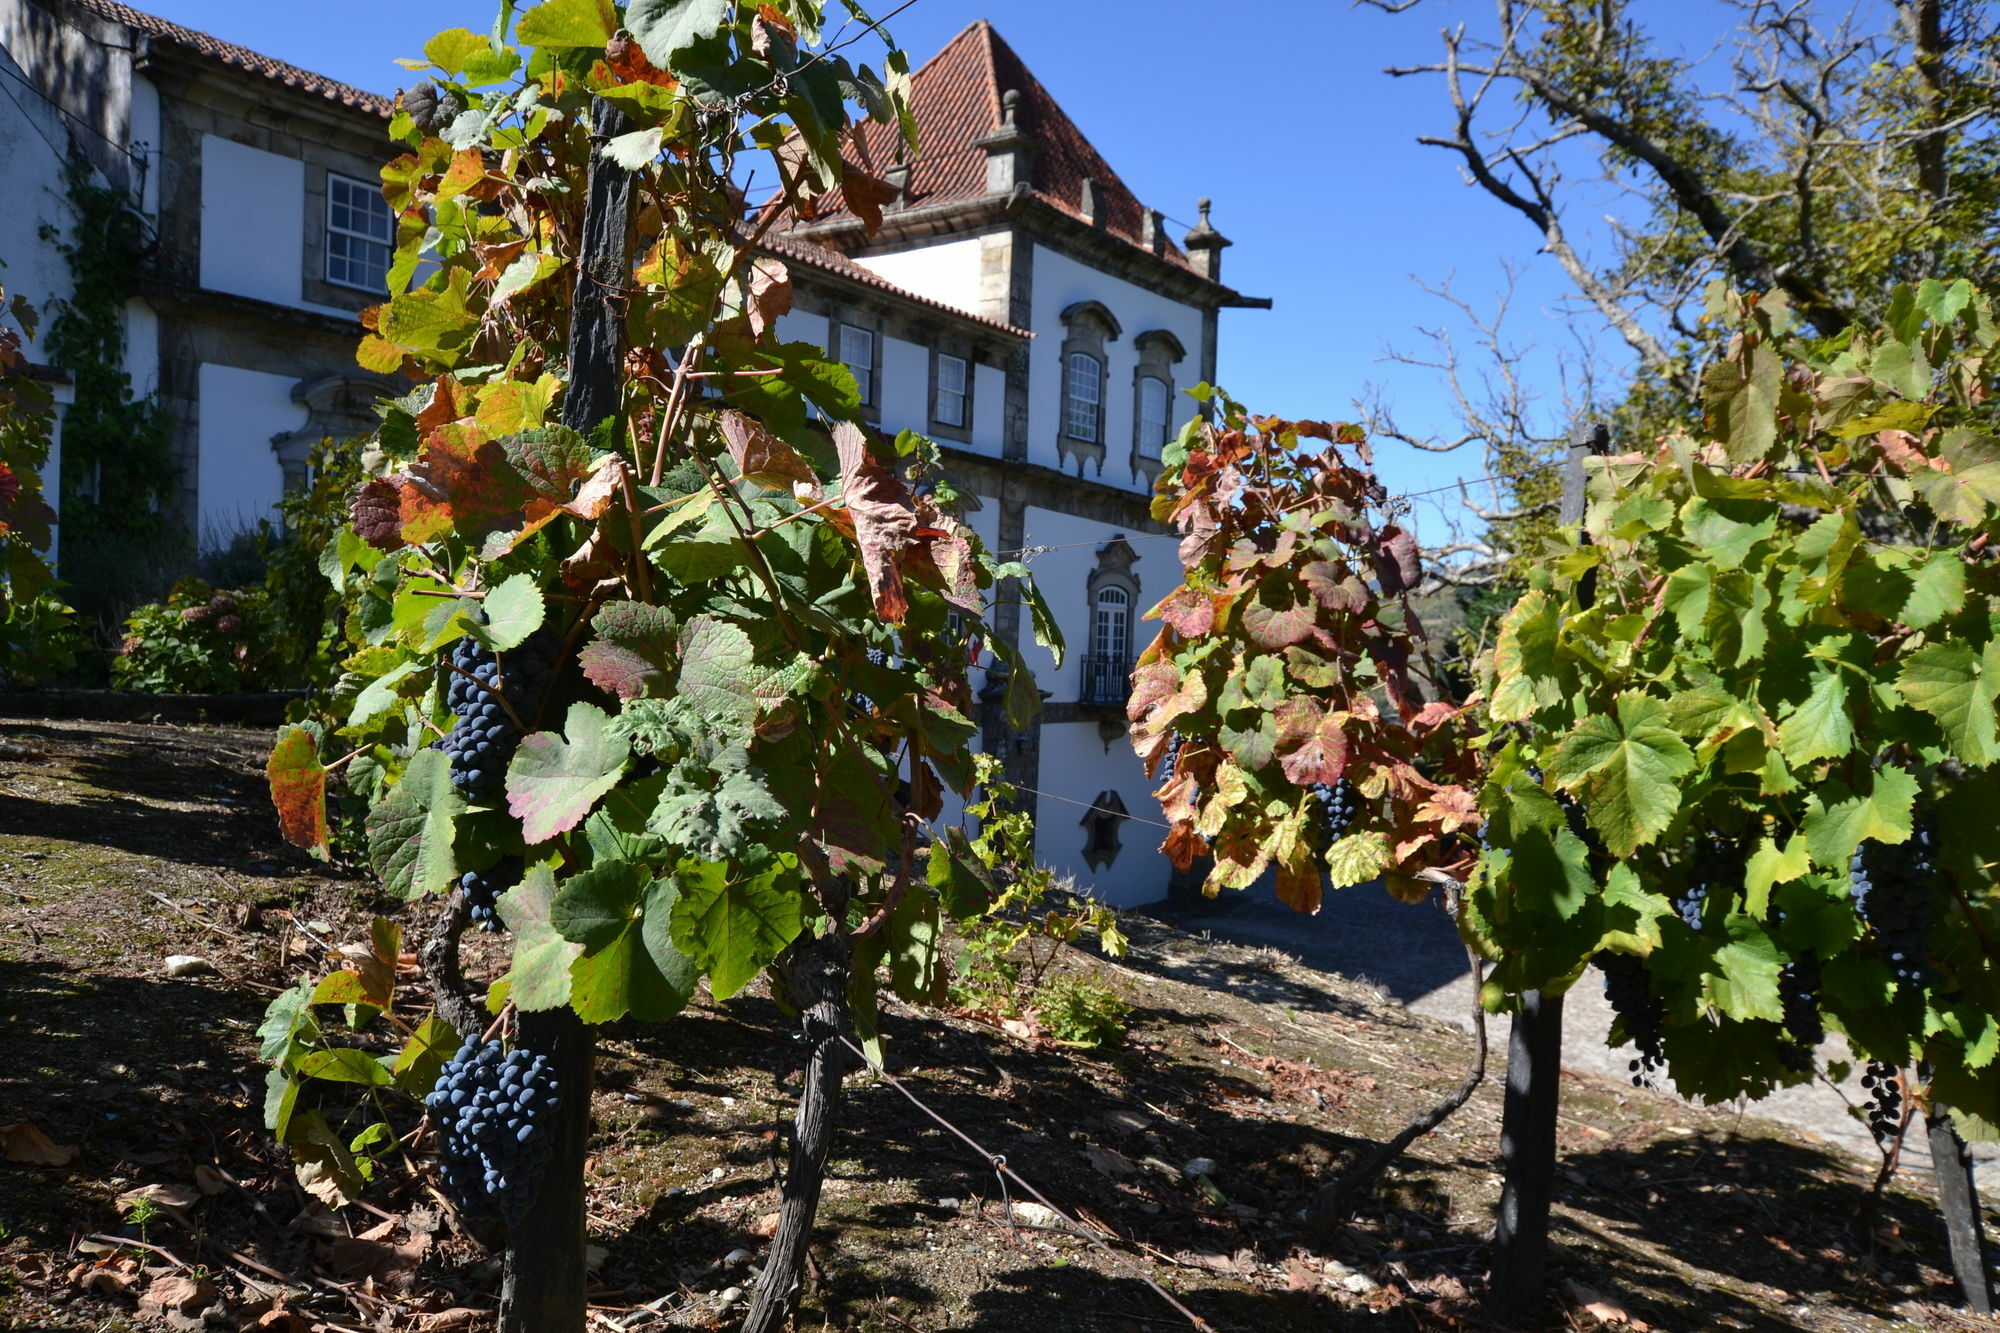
[59,0,394,117]
[795,20,1193,272]
[758,231,1030,339]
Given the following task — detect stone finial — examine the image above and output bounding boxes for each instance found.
[1142,207,1166,254]
[884,162,911,210]
[1181,197,1232,281]
[976,88,1039,196]
[1079,177,1101,226]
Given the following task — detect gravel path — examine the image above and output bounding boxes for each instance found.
[1148,876,1997,1192]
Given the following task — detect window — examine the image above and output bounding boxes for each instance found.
[325,173,394,292]
[838,324,875,405]
[1094,586,1129,663]
[934,352,968,428]
[1137,376,1170,457]
[1065,352,1102,442]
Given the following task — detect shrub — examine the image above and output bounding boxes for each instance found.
[0,593,86,689]
[1036,974,1133,1049]
[111,578,283,693]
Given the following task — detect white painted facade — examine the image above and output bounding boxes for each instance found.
[195,362,300,545]
[853,237,984,319]
[199,134,306,309]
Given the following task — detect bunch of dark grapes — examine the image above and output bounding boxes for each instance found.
[1158,731,1184,782]
[1776,953,1824,1074]
[1859,1060,1903,1143]
[458,859,522,933]
[425,1038,561,1225]
[1851,825,1937,995]
[1676,832,1745,932]
[437,630,561,799]
[1597,951,1666,1088]
[849,646,891,715]
[1307,779,1361,846]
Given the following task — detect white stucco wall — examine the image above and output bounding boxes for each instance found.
[878,333,928,438]
[196,363,303,549]
[1027,243,1204,493]
[0,46,79,352]
[968,362,1004,458]
[773,308,828,355]
[853,237,983,318]
[200,135,305,308]
[1034,720,1171,908]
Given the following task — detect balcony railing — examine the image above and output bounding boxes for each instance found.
[1080,652,1132,706]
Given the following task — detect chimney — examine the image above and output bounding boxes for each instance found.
[884,161,911,210]
[1181,197,1231,282]
[976,89,1038,195]
[1142,207,1166,254]
[1079,177,1102,226]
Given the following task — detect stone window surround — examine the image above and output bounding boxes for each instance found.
[828,309,885,418]
[1056,299,1122,477]
[1129,328,1187,487]
[1082,534,1140,715]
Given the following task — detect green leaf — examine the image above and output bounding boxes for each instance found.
[1913,428,2000,527]
[627,0,734,69]
[1702,342,1780,463]
[515,0,617,48]
[1802,767,1918,870]
[1489,589,1561,721]
[497,863,581,1011]
[1547,692,1696,857]
[298,1048,393,1087]
[668,857,805,1000]
[1777,668,1855,767]
[1899,555,1967,630]
[364,749,464,898]
[675,616,756,723]
[554,862,700,1023]
[1323,831,1389,890]
[507,702,631,844]
[348,658,423,730]
[1680,497,1776,569]
[391,1015,458,1093]
[1743,835,1810,919]
[602,127,666,169]
[477,574,546,651]
[884,892,945,1005]
[422,27,489,75]
[1706,916,1785,1022]
[1895,640,2000,766]
[649,758,786,861]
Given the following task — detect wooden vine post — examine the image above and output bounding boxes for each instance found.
[1487,422,1607,1327]
[496,97,636,1333]
[1926,1107,1994,1314]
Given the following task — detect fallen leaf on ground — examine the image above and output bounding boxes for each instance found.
[2,1122,78,1166]
[1563,1280,1650,1330]
[140,1273,217,1315]
[415,1307,486,1331]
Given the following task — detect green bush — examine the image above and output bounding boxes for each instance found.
[111,578,284,693]
[0,593,86,689]
[1036,974,1133,1049]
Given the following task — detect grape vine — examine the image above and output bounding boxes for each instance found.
[427,1037,562,1225]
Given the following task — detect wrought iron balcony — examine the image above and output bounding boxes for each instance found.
[1079,652,1132,707]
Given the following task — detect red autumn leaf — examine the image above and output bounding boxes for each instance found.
[1371,523,1422,596]
[352,479,404,549]
[1126,661,1180,723]
[832,421,917,623]
[1162,819,1207,872]
[606,29,677,88]
[414,374,464,441]
[577,600,676,701]
[1274,841,1322,915]
[501,429,597,517]
[399,424,533,545]
[720,410,818,492]
[1276,704,1349,788]
[1241,584,1315,649]
[1152,585,1219,636]
[840,161,900,238]
[267,726,328,857]
[1301,560,1370,612]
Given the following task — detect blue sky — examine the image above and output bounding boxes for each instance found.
[136,0,1741,533]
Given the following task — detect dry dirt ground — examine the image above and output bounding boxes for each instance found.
[1,713,1996,1333]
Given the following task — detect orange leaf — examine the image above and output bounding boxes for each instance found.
[399,423,533,545]
[2,1122,79,1166]
[267,726,328,856]
[720,410,818,492]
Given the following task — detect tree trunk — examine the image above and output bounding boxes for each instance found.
[1487,988,1565,1327]
[742,931,852,1333]
[494,93,636,1333]
[1926,1107,1994,1315]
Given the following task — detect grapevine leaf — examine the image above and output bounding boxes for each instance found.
[268,726,329,857]
[475,377,564,440]
[475,574,545,651]
[554,862,699,1023]
[347,659,423,730]
[720,410,819,492]
[1547,692,1695,856]
[627,0,733,68]
[1152,585,1220,635]
[1504,786,1594,922]
[364,749,463,899]
[399,424,534,545]
[1802,766,1918,870]
[578,600,677,700]
[1702,341,1780,463]
[1323,831,1390,891]
[1489,589,1561,721]
[675,616,756,723]
[497,864,580,1012]
[352,479,404,550]
[1899,555,1967,629]
[1241,583,1314,649]
[831,421,919,623]
[298,1049,393,1087]
[1680,497,1776,570]
[1895,641,2000,766]
[1300,561,1370,612]
[1912,428,2000,526]
[515,0,618,48]
[1217,709,1278,771]
[885,891,945,1005]
[648,754,786,861]
[603,127,666,170]
[507,703,631,844]
[390,1015,456,1095]
[668,857,805,1001]
[1706,917,1785,1023]
[1743,834,1810,919]
[1275,700,1348,786]
[1777,668,1855,767]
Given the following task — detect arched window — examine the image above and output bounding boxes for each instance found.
[1084,586,1130,705]
[1065,352,1102,443]
[1136,376,1170,458]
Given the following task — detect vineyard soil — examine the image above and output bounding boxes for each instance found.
[2,713,1995,1333]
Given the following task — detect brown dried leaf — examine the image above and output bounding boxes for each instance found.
[744,256,793,340]
[840,161,900,237]
[719,410,818,493]
[563,451,630,522]
[140,1274,217,1316]
[2,1122,78,1166]
[832,421,917,622]
[351,478,405,551]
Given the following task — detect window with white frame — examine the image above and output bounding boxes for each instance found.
[838,324,875,405]
[1137,375,1170,457]
[1065,351,1102,442]
[325,173,394,292]
[1094,586,1129,662]
[934,352,968,428]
